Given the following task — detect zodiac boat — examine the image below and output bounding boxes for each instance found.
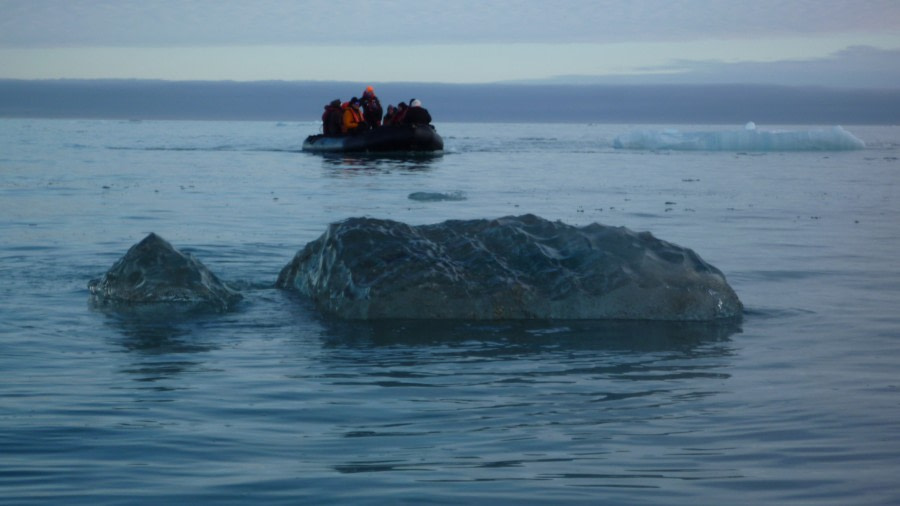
[302,124,444,153]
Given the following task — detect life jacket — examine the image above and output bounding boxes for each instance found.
[342,104,364,133]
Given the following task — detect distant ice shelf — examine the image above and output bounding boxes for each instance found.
[613,123,865,151]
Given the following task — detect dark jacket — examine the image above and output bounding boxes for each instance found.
[322,103,343,136]
[382,105,396,125]
[403,106,432,125]
[360,92,383,127]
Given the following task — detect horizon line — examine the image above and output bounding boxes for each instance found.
[1,77,898,92]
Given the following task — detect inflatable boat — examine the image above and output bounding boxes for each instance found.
[302,124,444,153]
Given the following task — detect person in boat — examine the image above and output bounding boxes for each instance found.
[321,99,343,136]
[341,97,367,135]
[360,86,383,129]
[388,102,408,126]
[382,104,397,125]
[402,98,432,125]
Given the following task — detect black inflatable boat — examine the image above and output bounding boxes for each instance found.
[302,124,444,153]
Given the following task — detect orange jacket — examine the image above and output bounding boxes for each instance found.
[342,104,364,133]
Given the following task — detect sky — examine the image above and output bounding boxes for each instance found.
[1,0,900,87]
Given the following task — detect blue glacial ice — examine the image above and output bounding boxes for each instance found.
[613,123,865,151]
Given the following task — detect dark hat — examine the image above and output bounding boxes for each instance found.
[330,99,341,107]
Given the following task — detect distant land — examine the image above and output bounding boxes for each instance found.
[1,79,899,124]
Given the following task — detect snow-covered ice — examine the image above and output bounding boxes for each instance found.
[614,123,865,151]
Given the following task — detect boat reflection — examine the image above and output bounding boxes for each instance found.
[317,151,443,174]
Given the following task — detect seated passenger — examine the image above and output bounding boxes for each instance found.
[382,104,396,126]
[402,99,432,125]
[321,99,343,136]
[341,97,367,134]
[391,102,408,125]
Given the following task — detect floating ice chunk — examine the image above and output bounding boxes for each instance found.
[408,191,467,202]
[276,214,743,321]
[613,124,865,151]
[89,233,241,313]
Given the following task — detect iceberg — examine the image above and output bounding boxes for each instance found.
[613,123,865,151]
[89,233,241,313]
[276,214,742,321]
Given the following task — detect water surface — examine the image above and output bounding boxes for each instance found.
[1,119,899,504]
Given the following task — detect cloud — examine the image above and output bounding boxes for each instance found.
[2,0,899,47]
[532,46,900,88]
[3,1,899,85]
[644,46,900,88]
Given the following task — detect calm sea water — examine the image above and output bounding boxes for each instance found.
[1,119,899,505]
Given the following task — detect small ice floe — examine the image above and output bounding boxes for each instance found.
[407,191,467,202]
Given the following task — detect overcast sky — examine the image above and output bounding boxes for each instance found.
[2,0,899,87]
